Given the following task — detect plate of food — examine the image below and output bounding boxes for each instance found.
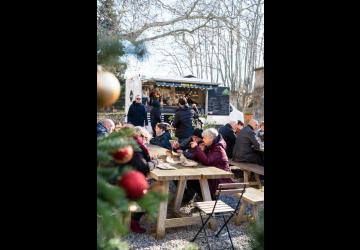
[156,162,178,170]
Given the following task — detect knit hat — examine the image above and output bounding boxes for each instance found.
[193,128,203,138]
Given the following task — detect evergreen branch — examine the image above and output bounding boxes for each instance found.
[97,175,128,210]
[137,191,168,221]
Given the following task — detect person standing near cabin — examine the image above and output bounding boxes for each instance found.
[149,91,162,136]
[127,95,148,127]
[172,97,194,143]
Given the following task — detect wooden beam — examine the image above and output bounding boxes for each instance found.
[165,216,202,228]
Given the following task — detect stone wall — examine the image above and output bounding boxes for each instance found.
[97,112,126,125]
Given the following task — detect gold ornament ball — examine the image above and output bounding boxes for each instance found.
[97,70,121,108]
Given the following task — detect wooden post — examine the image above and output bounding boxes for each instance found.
[235,201,247,225]
[243,171,250,182]
[156,181,170,239]
[255,174,262,189]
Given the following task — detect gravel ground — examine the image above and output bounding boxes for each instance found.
[124,188,260,250]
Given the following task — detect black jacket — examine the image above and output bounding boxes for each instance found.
[172,105,194,140]
[97,123,108,137]
[232,125,262,164]
[114,136,157,177]
[127,101,148,126]
[177,136,203,159]
[219,123,237,158]
[150,131,172,150]
[149,99,161,127]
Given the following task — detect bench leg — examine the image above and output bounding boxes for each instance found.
[255,174,262,189]
[252,205,259,220]
[235,201,247,225]
[243,171,250,182]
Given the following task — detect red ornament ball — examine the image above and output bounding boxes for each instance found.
[112,145,134,164]
[118,170,149,200]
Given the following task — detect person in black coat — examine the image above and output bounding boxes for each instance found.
[172,128,204,159]
[172,97,194,143]
[127,95,148,127]
[232,119,263,166]
[218,121,237,158]
[149,123,172,150]
[149,94,162,135]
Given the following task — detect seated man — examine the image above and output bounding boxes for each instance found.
[232,119,263,166]
[97,118,115,137]
[218,120,237,159]
[172,128,203,159]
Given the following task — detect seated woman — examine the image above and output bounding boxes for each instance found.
[115,126,159,233]
[150,122,172,150]
[190,128,234,198]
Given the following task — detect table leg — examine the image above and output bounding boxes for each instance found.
[156,181,170,239]
[199,179,212,201]
[199,179,217,229]
[173,179,187,212]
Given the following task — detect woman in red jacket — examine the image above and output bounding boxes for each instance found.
[190,128,234,198]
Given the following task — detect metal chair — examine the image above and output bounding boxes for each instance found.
[190,182,247,250]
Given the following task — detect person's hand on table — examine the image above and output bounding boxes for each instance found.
[151,152,159,160]
[190,141,198,149]
[171,141,179,149]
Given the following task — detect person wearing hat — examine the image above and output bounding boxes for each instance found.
[171,128,204,160]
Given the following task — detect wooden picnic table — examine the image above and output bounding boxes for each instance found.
[147,144,234,239]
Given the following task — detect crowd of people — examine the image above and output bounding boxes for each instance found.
[97,95,264,234]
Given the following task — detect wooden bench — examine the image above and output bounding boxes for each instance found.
[234,187,264,225]
[229,160,264,188]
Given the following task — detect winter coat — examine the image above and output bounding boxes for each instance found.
[192,134,233,196]
[97,122,108,137]
[232,125,262,165]
[172,105,194,140]
[176,136,203,159]
[218,123,237,159]
[115,135,158,177]
[127,101,148,127]
[149,131,172,150]
[149,99,161,128]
